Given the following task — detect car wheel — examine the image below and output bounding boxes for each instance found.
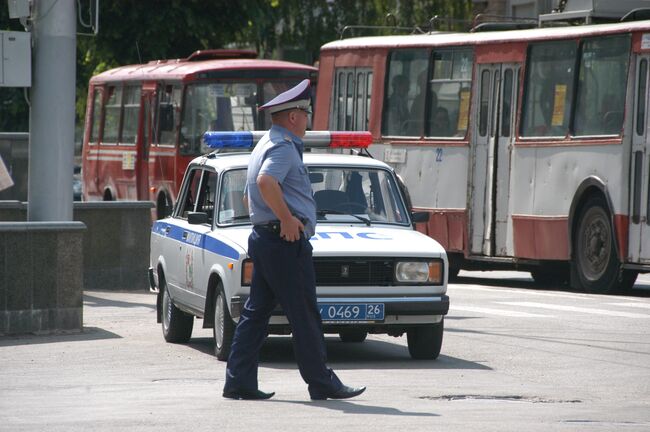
[338,329,367,343]
[161,277,193,343]
[213,284,235,361]
[407,319,444,360]
[573,195,628,294]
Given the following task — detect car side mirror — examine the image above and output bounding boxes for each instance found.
[187,211,209,225]
[410,211,429,223]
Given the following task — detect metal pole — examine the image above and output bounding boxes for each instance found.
[27,0,77,221]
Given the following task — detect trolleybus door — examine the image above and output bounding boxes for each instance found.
[471,63,518,257]
[136,85,155,201]
[630,55,650,262]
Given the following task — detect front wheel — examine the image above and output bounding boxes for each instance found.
[407,319,444,360]
[573,196,623,294]
[213,284,235,361]
[161,277,193,343]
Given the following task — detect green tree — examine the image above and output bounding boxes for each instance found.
[2,0,474,133]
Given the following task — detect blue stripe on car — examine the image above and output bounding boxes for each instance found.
[152,221,240,260]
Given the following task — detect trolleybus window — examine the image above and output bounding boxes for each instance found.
[427,49,473,138]
[574,35,630,136]
[522,41,576,137]
[383,49,428,136]
[330,68,372,131]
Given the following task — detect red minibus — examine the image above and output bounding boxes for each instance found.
[82,49,316,219]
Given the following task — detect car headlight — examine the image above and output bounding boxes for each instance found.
[395,260,443,284]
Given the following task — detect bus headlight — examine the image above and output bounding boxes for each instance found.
[395,260,443,284]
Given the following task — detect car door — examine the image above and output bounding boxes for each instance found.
[181,169,217,310]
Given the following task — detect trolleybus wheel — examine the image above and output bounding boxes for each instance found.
[161,275,193,343]
[407,319,443,360]
[573,195,621,294]
[213,284,235,361]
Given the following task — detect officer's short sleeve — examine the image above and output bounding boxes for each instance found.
[259,144,292,184]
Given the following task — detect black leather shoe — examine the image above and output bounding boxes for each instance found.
[311,385,366,400]
[223,388,275,400]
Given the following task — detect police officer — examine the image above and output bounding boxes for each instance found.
[223,79,366,401]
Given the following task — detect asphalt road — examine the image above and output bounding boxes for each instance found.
[1,272,649,431]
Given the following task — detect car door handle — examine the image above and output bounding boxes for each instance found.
[182,231,188,240]
[164,226,171,235]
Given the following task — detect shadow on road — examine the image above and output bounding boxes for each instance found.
[186,335,491,371]
[0,326,121,347]
[84,292,157,309]
[267,399,439,417]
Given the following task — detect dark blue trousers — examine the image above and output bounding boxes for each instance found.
[224,227,342,398]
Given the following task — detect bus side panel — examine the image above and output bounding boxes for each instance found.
[511,142,625,260]
[376,141,468,254]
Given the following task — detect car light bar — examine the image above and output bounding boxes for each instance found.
[203,131,372,149]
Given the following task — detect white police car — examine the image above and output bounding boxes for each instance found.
[149,131,449,360]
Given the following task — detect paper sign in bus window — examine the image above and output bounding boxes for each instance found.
[552,84,567,126]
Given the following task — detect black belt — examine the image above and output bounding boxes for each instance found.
[254,221,281,234]
[254,217,308,235]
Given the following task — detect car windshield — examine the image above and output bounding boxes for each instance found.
[217,166,410,226]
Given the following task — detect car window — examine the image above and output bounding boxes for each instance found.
[218,169,249,224]
[178,168,203,219]
[195,171,217,225]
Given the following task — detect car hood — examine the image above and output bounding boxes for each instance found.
[219,224,446,258]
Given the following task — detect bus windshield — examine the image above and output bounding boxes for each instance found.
[180,80,304,155]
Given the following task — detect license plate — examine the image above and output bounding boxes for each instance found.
[318,303,384,323]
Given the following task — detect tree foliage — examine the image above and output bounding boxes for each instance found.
[1,0,474,133]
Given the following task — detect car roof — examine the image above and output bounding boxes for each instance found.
[188,151,392,173]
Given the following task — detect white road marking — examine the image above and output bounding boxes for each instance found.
[499,302,650,319]
[450,305,552,318]
[609,302,650,310]
[451,284,592,300]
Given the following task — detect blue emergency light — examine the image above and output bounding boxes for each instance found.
[203,131,372,150]
[203,131,256,148]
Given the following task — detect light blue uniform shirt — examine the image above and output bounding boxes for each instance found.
[246,125,317,238]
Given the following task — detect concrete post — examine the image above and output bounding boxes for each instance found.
[27,0,76,221]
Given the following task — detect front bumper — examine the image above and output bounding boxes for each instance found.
[230,294,450,320]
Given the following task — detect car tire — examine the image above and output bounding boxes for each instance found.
[213,284,235,361]
[338,329,367,343]
[161,277,193,343]
[407,319,444,360]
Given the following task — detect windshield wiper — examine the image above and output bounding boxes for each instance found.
[317,209,371,226]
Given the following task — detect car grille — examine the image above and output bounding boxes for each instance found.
[313,257,394,286]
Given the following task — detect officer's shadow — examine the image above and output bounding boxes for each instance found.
[269,399,438,417]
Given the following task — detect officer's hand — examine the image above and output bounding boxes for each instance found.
[280,216,304,242]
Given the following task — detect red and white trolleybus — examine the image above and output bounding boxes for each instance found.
[314,19,650,293]
[82,49,316,219]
